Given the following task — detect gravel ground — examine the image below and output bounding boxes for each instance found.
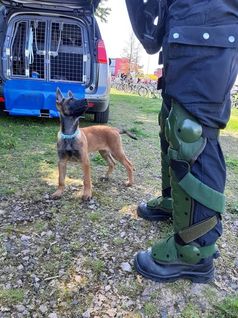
[0,94,238,317]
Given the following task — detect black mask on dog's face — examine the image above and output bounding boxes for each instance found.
[56,88,88,134]
[56,88,88,118]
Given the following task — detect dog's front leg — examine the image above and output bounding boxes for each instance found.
[52,159,67,198]
[81,158,92,201]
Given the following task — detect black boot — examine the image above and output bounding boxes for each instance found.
[137,196,173,221]
[134,249,216,283]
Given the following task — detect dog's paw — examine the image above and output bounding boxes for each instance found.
[82,193,92,201]
[124,181,133,187]
[52,190,63,199]
[100,176,109,182]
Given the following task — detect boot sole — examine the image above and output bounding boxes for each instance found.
[134,255,214,284]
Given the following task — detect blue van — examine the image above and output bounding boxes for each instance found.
[0,0,110,123]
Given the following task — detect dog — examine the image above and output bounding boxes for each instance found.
[52,88,136,201]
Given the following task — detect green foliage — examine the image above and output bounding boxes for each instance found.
[0,289,25,305]
[88,211,102,222]
[91,153,106,166]
[0,133,16,149]
[33,220,48,233]
[133,120,144,125]
[95,0,111,23]
[225,157,238,171]
[129,126,150,138]
[143,302,158,317]
[226,109,238,132]
[113,237,126,246]
[210,295,238,318]
[83,258,105,275]
[180,304,201,318]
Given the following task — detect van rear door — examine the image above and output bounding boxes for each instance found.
[0,0,100,11]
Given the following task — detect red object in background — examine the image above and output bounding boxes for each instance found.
[110,58,130,76]
[97,40,108,64]
[87,102,95,108]
[0,97,5,102]
[115,58,130,76]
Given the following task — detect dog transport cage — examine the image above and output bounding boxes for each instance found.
[2,15,91,117]
[4,16,89,82]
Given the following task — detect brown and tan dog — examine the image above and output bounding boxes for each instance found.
[52,88,136,201]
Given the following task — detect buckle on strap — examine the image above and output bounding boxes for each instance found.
[176,215,218,244]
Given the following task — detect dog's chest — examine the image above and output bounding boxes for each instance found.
[57,139,82,162]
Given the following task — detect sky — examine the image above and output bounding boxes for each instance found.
[97,0,160,74]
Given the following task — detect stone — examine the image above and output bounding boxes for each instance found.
[120,262,132,272]
[39,304,48,314]
[48,313,58,318]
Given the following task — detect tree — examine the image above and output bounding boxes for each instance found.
[95,0,111,23]
[122,32,143,75]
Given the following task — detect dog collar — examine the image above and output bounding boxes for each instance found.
[59,129,81,140]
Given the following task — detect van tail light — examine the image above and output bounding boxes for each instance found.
[87,102,95,108]
[97,40,108,64]
[0,97,4,103]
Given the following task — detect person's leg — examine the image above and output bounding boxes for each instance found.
[134,0,238,283]
[137,100,173,221]
[134,101,223,283]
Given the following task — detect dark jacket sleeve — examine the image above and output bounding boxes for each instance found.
[125,0,167,54]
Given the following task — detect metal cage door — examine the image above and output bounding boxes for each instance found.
[49,22,85,82]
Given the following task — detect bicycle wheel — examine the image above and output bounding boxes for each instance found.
[138,86,149,97]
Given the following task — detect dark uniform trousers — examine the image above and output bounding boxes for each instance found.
[162,0,238,246]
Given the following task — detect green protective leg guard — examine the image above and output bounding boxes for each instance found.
[147,196,173,213]
[159,102,171,197]
[146,102,172,211]
[151,235,218,264]
[151,101,224,264]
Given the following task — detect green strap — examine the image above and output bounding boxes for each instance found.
[152,235,217,264]
[178,216,218,244]
[147,196,173,212]
[179,172,225,213]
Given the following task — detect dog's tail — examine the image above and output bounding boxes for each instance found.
[118,129,138,140]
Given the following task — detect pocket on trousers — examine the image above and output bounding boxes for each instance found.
[165,25,238,105]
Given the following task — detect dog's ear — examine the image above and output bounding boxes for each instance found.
[56,88,64,111]
[68,90,74,99]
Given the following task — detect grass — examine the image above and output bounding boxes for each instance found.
[91,153,107,166]
[0,91,238,316]
[210,294,238,318]
[83,258,105,275]
[180,304,201,318]
[117,281,143,299]
[225,156,238,171]
[143,302,158,317]
[129,126,150,138]
[227,108,238,132]
[88,211,102,222]
[110,88,162,114]
[0,289,25,305]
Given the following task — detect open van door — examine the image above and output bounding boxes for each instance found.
[0,0,101,117]
[0,0,100,11]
